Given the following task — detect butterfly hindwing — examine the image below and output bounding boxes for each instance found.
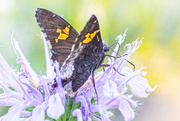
[35,8,79,66]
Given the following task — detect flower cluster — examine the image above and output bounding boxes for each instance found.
[0,30,157,121]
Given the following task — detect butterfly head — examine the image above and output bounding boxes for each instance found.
[103,43,109,53]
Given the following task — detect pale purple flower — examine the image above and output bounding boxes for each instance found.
[0,30,157,121]
[0,37,65,120]
[73,30,157,121]
[72,109,83,121]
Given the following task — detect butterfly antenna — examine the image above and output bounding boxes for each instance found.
[109,42,121,56]
[108,43,135,71]
[125,59,135,71]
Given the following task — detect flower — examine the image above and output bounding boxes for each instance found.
[0,30,157,121]
[74,30,157,121]
[0,37,65,121]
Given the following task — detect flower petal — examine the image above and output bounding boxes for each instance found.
[91,105,110,121]
[118,99,135,121]
[13,40,40,87]
[42,35,55,78]
[72,109,83,121]
[47,93,65,119]
[127,69,157,98]
[31,105,45,121]
[4,104,21,120]
[74,95,89,121]
[103,80,119,98]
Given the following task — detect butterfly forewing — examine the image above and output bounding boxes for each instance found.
[35,8,79,66]
[73,15,103,52]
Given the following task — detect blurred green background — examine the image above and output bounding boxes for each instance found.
[0,0,180,120]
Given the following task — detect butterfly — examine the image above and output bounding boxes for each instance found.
[35,8,109,95]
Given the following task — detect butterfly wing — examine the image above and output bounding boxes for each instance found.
[60,15,105,92]
[73,15,104,92]
[72,15,103,52]
[35,8,79,66]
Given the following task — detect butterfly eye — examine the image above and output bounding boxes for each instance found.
[103,45,109,52]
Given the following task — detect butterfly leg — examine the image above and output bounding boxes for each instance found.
[105,54,135,71]
[100,64,110,72]
[113,67,125,76]
[100,64,110,67]
[101,64,125,76]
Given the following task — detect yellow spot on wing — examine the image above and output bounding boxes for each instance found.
[58,34,69,40]
[93,20,97,23]
[83,38,92,43]
[63,25,70,35]
[96,30,100,33]
[56,25,70,41]
[90,31,97,38]
[97,35,100,41]
[82,30,100,44]
[85,33,90,38]
[56,29,61,33]
[55,39,59,43]
[79,42,82,47]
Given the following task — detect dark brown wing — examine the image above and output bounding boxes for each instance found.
[35,8,79,66]
[72,15,103,52]
[61,15,105,92]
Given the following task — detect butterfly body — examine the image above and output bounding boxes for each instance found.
[35,8,108,92]
[60,44,105,91]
